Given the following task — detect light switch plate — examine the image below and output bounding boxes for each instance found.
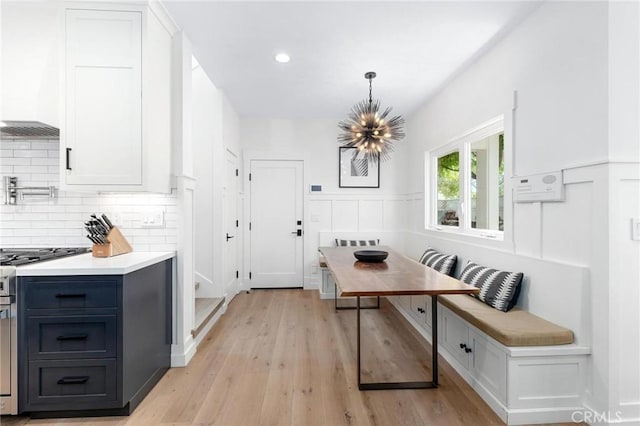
[141,209,165,228]
[632,218,640,241]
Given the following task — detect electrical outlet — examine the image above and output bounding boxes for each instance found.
[141,209,165,228]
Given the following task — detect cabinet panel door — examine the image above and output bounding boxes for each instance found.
[27,359,118,409]
[27,315,117,360]
[23,277,118,309]
[65,9,142,185]
[409,295,425,323]
[470,330,507,403]
[441,308,469,368]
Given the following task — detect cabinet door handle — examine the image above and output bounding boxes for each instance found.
[66,148,72,171]
[465,347,472,354]
[57,376,89,385]
[55,293,86,298]
[56,333,88,341]
[459,343,467,349]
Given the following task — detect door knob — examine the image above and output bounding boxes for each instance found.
[291,230,302,236]
[226,233,234,241]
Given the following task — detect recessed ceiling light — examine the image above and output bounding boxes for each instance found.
[274,53,291,63]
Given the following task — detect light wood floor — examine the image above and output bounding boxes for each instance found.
[3,290,576,426]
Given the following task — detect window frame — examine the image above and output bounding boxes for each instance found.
[427,115,505,239]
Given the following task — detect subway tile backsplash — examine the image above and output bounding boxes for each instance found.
[0,139,177,251]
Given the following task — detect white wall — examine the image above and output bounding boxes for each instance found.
[240,118,409,287]
[403,1,639,423]
[0,139,177,250]
[192,64,241,301]
[192,64,222,293]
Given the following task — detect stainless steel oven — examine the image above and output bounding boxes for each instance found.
[0,266,17,415]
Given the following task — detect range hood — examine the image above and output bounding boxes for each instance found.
[0,121,59,140]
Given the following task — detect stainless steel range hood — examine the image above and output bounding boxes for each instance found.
[0,121,59,140]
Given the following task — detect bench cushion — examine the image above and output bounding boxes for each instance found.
[439,294,574,346]
[459,261,523,312]
[418,247,457,276]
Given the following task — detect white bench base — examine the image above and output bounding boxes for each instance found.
[387,296,590,425]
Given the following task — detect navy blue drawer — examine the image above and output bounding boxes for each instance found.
[27,359,118,409]
[27,315,117,360]
[23,278,118,309]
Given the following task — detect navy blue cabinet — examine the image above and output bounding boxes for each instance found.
[18,259,172,416]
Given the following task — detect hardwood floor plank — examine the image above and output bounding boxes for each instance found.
[10,289,586,426]
[291,291,326,426]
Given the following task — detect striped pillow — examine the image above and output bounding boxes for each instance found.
[459,261,523,312]
[335,239,379,247]
[418,248,457,276]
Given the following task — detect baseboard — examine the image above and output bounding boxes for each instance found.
[194,303,226,346]
[318,289,334,299]
[506,407,587,425]
[171,335,197,367]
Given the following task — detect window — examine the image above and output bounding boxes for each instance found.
[428,116,505,237]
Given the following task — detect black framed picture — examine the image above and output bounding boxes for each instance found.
[338,147,380,188]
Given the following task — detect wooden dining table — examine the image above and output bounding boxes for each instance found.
[319,245,479,391]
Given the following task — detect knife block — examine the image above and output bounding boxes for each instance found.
[92,226,133,257]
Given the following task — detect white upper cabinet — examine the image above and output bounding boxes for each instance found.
[62,3,174,192]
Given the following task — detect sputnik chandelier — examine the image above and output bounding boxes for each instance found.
[338,71,405,164]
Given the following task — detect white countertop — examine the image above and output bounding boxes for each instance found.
[15,251,175,276]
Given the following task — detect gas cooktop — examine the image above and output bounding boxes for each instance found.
[0,247,91,266]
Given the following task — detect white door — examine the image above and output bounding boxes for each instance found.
[223,151,239,298]
[250,160,304,288]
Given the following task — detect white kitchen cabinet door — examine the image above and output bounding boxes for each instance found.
[409,295,426,324]
[441,307,471,369]
[470,329,507,403]
[64,9,142,186]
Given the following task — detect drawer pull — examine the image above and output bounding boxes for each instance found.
[55,293,86,299]
[57,376,89,385]
[56,333,89,341]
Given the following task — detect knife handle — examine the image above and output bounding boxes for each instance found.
[66,148,72,171]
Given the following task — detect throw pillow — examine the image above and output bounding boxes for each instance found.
[335,239,379,247]
[418,248,457,277]
[459,261,523,312]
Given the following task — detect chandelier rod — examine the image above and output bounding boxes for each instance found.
[364,71,376,106]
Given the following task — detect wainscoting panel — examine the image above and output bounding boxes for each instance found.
[383,199,407,231]
[331,200,359,231]
[358,200,384,231]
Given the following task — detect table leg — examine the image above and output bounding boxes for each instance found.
[432,294,438,387]
[357,296,361,388]
[356,295,437,391]
[335,281,380,311]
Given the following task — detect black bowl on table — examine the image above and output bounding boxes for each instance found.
[353,250,388,263]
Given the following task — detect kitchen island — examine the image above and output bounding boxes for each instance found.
[16,251,174,417]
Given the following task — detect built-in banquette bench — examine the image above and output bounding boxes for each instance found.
[317,232,591,425]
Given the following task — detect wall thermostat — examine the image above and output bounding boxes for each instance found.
[310,185,322,193]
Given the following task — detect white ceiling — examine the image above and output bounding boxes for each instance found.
[162,1,541,119]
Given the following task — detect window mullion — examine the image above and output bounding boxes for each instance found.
[462,141,471,232]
